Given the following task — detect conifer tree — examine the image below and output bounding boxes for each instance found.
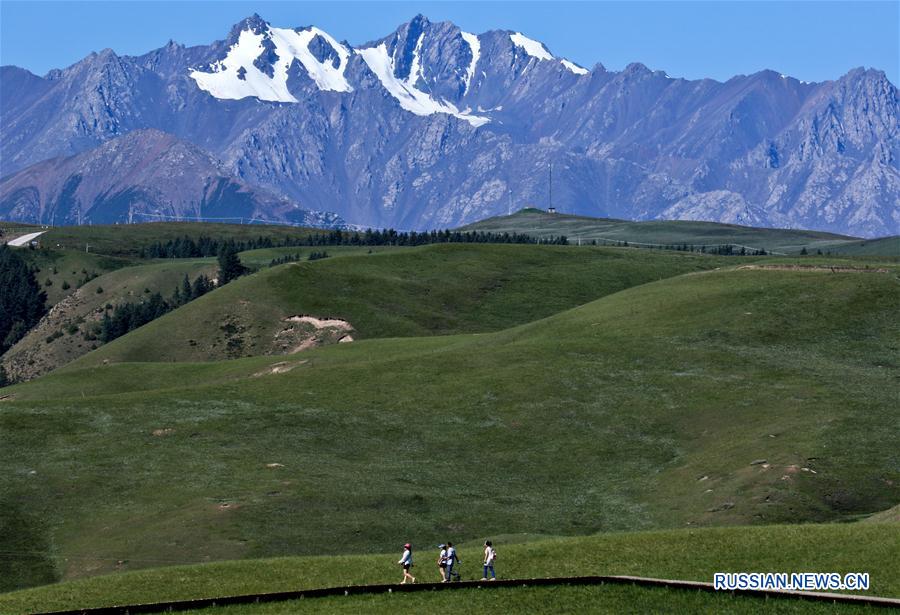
[0,246,47,354]
[180,274,193,304]
[217,244,245,284]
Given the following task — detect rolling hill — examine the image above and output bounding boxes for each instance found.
[821,235,900,257]
[1,257,217,381]
[66,244,736,365]
[462,209,898,256]
[1,240,734,380]
[2,252,897,588]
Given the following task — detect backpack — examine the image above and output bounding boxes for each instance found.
[491,548,498,561]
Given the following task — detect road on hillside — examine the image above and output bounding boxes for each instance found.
[5,230,46,246]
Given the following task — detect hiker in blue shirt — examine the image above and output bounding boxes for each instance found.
[445,541,461,581]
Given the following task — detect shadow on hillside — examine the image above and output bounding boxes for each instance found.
[0,500,58,591]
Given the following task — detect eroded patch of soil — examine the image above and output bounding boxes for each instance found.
[274,315,355,354]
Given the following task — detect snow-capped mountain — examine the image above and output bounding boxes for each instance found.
[1,14,897,236]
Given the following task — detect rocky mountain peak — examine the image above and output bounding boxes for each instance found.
[227,13,270,41]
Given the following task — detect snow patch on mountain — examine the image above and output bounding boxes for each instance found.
[190,29,293,102]
[272,27,352,92]
[561,59,589,75]
[460,31,480,93]
[510,32,553,61]
[358,43,489,127]
[190,25,351,102]
[406,32,426,86]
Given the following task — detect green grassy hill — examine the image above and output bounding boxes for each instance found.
[3,244,383,381]
[2,259,896,586]
[823,236,900,257]
[1,258,216,381]
[0,524,895,613]
[20,248,137,306]
[461,209,885,255]
[69,244,734,365]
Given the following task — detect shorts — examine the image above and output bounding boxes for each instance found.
[439,563,447,568]
[402,564,411,570]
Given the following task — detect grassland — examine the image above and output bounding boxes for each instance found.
[69,244,736,364]
[1,256,897,588]
[2,222,897,610]
[0,524,896,613]
[461,209,892,255]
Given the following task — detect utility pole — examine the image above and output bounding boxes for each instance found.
[549,162,553,211]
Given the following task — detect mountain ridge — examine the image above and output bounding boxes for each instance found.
[1,14,897,236]
[0,129,344,227]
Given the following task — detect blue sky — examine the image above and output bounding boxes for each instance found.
[1,1,897,84]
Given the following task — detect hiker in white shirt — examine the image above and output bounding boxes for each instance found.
[482,540,497,580]
[398,542,416,584]
[445,542,461,581]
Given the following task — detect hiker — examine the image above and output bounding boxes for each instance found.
[437,544,448,582]
[445,541,461,581]
[482,540,497,580]
[398,542,416,584]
